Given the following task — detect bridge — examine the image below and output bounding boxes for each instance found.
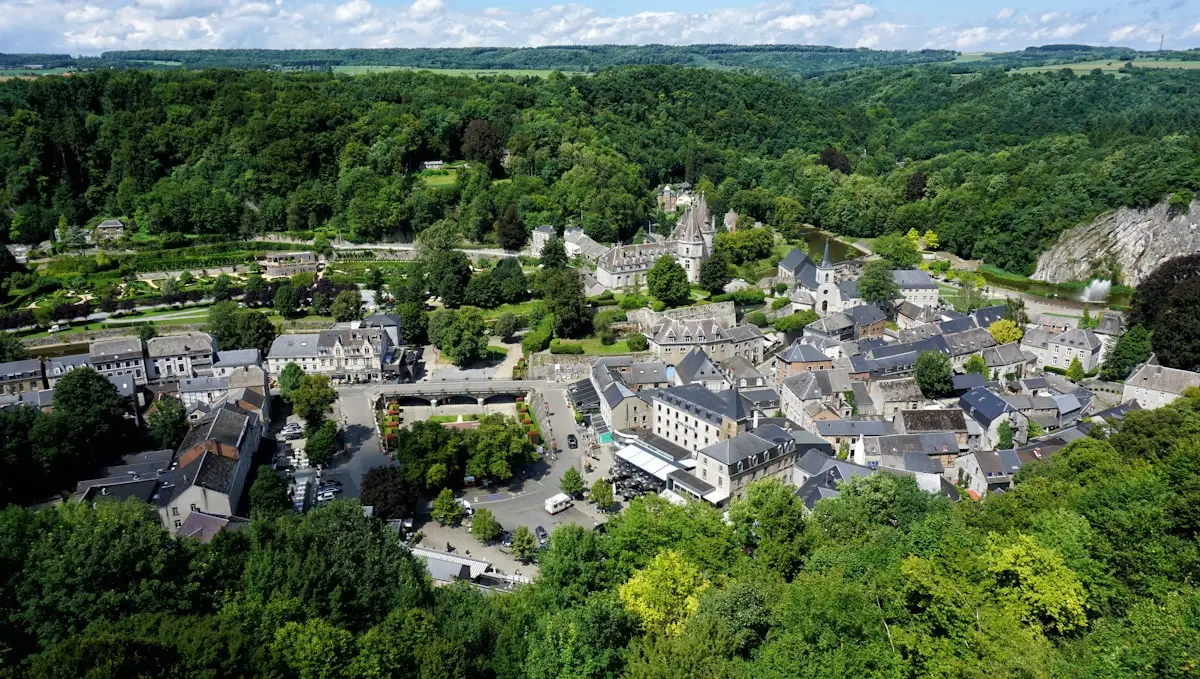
[376,380,537,407]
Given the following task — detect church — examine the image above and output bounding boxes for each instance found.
[594,196,716,289]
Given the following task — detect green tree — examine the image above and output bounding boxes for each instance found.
[1100,324,1153,381]
[858,260,899,307]
[278,362,305,398]
[647,255,690,308]
[273,283,301,317]
[619,549,711,636]
[1004,296,1030,325]
[137,324,157,344]
[431,488,463,526]
[921,229,939,250]
[146,396,188,450]
[591,477,614,510]
[965,353,987,376]
[428,307,488,367]
[773,310,818,333]
[360,465,418,520]
[626,333,649,352]
[543,269,589,338]
[273,619,355,679]
[470,507,502,542]
[495,203,526,250]
[697,251,732,295]
[560,466,585,497]
[305,421,339,466]
[494,312,520,340]
[986,533,1087,635]
[915,350,953,398]
[396,302,429,345]
[425,250,472,309]
[28,632,181,679]
[0,332,29,362]
[540,237,567,270]
[248,465,291,519]
[511,525,538,563]
[989,319,1024,344]
[774,196,806,240]
[998,419,1014,449]
[873,232,921,267]
[311,292,331,316]
[1066,356,1085,382]
[287,374,336,429]
[210,273,233,301]
[728,479,811,580]
[330,290,363,322]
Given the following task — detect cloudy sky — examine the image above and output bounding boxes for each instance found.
[2,0,1197,55]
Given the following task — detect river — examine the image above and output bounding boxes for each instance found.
[793,226,864,263]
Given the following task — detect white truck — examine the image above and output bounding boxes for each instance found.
[544,493,573,515]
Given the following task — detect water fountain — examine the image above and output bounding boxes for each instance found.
[1080,279,1112,303]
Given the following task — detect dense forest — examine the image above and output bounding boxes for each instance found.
[2,63,1199,273]
[4,393,1200,677]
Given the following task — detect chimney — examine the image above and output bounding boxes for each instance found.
[753,410,760,429]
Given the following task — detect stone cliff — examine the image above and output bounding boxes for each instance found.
[1032,198,1200,287]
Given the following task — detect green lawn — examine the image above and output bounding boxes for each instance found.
[427,414,480,424]
[954,52,994,63]
[482,300,538,321]
[572,337,632,355]
[420,169,457,187]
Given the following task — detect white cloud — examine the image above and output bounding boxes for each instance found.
[409,0,442,19]
[1,0,1197,55]
[333,0,372,23]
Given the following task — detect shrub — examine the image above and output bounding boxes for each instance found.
[746,311,769,327]
[771,297,791,310]
[626,333,649,352]
[620,294,649,310]
[549,340,585,355]
[651,300,667,312]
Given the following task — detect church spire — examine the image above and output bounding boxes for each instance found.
[819,239,832,269]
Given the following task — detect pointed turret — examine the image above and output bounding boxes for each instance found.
[819,239,832,269]
[725,384,750,422]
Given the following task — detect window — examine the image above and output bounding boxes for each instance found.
[190,503,199,512]
[172,507,179,516]
[174,520,182,528]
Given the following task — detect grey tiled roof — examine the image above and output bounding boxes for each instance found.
[676,348,723,385]
[655,384,752,425]
[942,328,997,356]
[1050,328,1102,351]
[845,304,886,327]
[180,376,230,393]
[213,349,261,368]
[778,340,829,363]
[815,419,895,437]
[0,358,42,381]
[90,337,144,362]
[178,403,252,453]
[267,333,321,359]
[146,333,215,358]
[891,269,936,289]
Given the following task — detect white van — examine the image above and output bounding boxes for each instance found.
[544,493,573,515]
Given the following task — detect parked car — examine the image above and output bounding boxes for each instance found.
[317,490,337,502]
[283,431,302,441]
[567,434,578,449]
[535,525,549,546]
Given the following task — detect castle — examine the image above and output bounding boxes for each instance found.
[594,195,716,289]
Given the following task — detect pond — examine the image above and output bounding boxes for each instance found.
[977,271,1133,309]
[793,226,864,263]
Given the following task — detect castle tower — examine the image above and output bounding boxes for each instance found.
[673,206,708,284]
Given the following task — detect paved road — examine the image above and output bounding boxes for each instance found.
[330,381,600,537]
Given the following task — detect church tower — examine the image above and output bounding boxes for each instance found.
[673,206,708,284]
[815,240,838,315]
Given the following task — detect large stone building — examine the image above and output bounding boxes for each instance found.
[651,383,754,455]
[90,337,148,386]
[147,332,215,381]
[267,327,393,382]
[595,195,716,288]
[647,317,764,365]
[1123,359,1200,409]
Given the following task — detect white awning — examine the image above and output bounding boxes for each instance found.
[615,444,687,481]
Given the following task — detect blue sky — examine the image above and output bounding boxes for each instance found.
[0,0,1196,55]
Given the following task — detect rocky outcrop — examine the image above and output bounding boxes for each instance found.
[1032,198,1200,287]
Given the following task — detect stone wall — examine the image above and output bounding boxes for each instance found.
[627,300,737,331]
[528,352,657,382]
[1032,198,1200,287]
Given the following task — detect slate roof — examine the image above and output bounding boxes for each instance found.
[46,353,91,377]
[892,269,936,289]
[897,409,967,432]
[146,332,215,358]
[625,361,670,385]
[175,511,248,542]
[178,403,253,454]
[20,389,55,408]
[782,369,851,401]
[1050,328,1102,351]
[952,373,987,391]
[815,419,896,437]
[959,387,1012,426]
[0,358,42,381]
[676,348,724,385]
[1021,327,1053,350]
[875,377,923,402]
[777,340,829,363]
[870,433,959,457]
[213,349,261,368]
[1090,401,1141,421]
[779,248,819,289]
[837,280,860,300]
[700,429,780,465]
[267,333,321,360]
[190,452,239,494]
[1125,361,1200,395]
[180,376,230,393]
[655,384,752,425]
[971,305,1006,327]
[942,328,997,356]
[724,355,765,382]
[598,241,677,273]
[982,343,1029,367]
[845,304,886,327]
[89,337,144,362]
[807,313,853,336]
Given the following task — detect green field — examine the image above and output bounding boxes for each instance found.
[954,53,995,63]
[572,337,632,355]
[1011,58,1200,75]
[334,66,575,78]
[0,68,70,78]
[420,169,458,187]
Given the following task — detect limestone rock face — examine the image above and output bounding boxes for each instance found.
[1032,199,1200,287]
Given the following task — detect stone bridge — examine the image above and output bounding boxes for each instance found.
[376,380,537,407]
